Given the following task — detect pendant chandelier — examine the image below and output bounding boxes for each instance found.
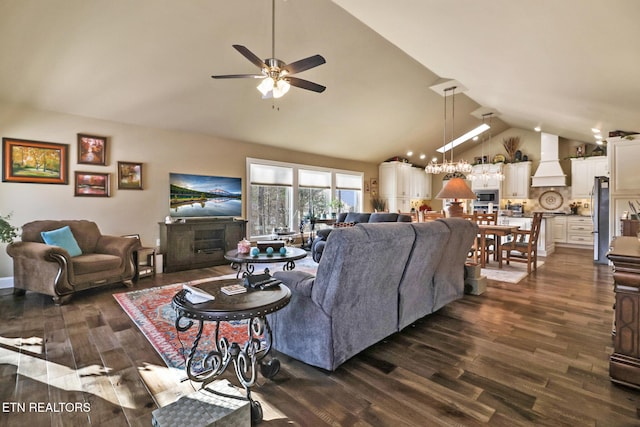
[468,112,505,183]
[425,86,473,175]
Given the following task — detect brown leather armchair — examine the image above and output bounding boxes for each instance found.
[6,220,138,305]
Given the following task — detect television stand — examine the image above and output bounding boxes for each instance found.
[159,218,247,273]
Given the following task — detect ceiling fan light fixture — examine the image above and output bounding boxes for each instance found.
[272,79,290,98]
[211,0,325,98]
[257,77,275,96]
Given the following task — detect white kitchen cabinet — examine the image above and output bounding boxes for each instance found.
[379,161,412,213]
[571,157,608,199]
[609,137,640,195]
[566,216,593,246]
[503,161,531,198]
[552,216,567,243]
[498,216,531,229]
[608,136,640,238]
[409,166,432,199]
[470,163,504,191]
[379,161,411,198]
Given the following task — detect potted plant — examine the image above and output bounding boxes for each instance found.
[371,197,386,212]
[329,199,344,218]
[0,213,19,244]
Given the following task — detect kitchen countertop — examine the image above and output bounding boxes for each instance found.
[502,213,591,219]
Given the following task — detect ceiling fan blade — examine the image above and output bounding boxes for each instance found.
[282,54,326,75]
[286,77,326,93]
[211,74,265,79]
[232,44,268,69]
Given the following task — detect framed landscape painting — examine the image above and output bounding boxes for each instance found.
[2,137,69,184]
[117,161,143,190]
[74,171,110,197]
[77,133,107,165]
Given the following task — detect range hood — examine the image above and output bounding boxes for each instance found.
[531,132,567,187]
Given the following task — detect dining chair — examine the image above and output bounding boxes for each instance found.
[502,212,543,274]
[423,211,445,221]
[475,213,498,263]
[459,213,479,261]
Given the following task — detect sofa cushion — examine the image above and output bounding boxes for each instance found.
[369,212,399,222]
[343,212,371,223]
[72,253,122,275]
[41,226,83,257]
[22,220,102,254]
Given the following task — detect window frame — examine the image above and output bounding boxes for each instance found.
[246,158,363,240]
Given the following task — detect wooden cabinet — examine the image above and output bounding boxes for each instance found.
[503,161,531,198]
[566,216,593,246]
[159,219,247,273]
[409,166,432,200]
[470,163,504,191]
[553,216,567,243]
[607,237,640,390]
[571,157,608,199]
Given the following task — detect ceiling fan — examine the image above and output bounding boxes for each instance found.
[211,0,326,99]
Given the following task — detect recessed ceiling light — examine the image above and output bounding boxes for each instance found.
[407,151,413,157]
[534,126,541,132]
[419,154,426,160]
[592,128,601,133]
[594,134,603,139]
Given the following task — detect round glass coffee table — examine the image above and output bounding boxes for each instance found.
[225,247,307,278]
[172,278,291,424]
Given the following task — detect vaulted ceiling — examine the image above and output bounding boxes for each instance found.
[0,0,638,165]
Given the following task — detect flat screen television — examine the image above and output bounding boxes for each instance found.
[169,172,242,218]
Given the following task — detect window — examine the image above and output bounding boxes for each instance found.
[248,163,292,237]
[247,159,363,239]
[335,173,362,213]
[298,169,331,220]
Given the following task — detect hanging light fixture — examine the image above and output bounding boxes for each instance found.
[425,86,476,175]
[468,112,505,183]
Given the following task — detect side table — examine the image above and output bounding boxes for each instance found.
[224,247,307,278]
[172,278,291,424]
[134,246,156,281]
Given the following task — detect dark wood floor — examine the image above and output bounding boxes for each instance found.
[1,247,639,426]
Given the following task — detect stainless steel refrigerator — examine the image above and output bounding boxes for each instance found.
[592,176,609,264]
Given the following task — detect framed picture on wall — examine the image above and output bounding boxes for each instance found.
[77,133,107,165]
[117,161,143,190]
[2,137,69,184]
[74,171,110,197]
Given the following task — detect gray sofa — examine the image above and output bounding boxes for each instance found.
[268,218,478,371]
[311,212,412,262]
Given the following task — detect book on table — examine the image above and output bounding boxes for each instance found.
[221,284,248,295]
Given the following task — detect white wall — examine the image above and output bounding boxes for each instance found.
[0,103,378,277]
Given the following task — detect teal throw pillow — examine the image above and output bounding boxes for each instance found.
[41,226,83,257]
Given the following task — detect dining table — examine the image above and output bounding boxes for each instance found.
[474,224,520,268]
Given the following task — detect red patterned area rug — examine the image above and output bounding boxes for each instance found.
[113,257,318,373]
